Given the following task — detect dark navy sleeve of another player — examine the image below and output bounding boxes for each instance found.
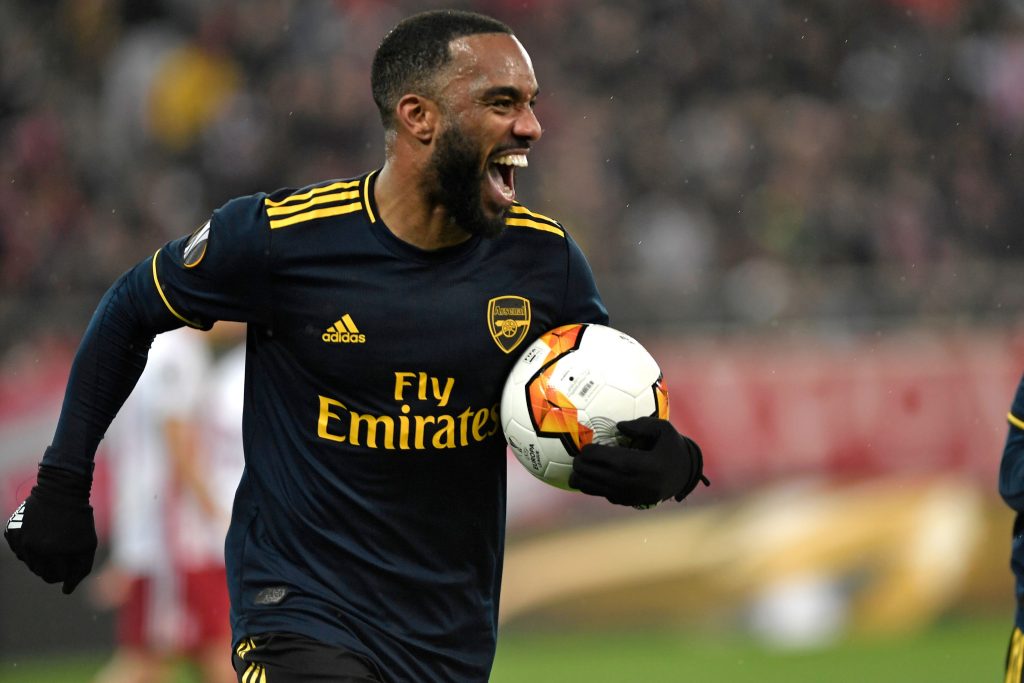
[42,194,271,476]
[1000,374,1024,511]
[561,232,609,326]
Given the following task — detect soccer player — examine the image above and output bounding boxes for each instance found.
[5,10,707,682]
[1000,374,1024,681]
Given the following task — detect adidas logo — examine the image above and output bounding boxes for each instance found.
[7,502,25,530]
[322,314,366,344]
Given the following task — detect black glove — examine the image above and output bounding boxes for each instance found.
[569,417,709,507]
[5,464,97,594]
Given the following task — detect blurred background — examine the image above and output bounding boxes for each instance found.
[2,0,1024,680]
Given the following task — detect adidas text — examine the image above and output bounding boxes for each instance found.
[322,315,365,343]
[322,331,366,344]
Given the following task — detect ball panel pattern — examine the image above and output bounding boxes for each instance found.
[501,323,669,491]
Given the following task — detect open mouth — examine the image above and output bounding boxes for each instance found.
[487,152,528,206]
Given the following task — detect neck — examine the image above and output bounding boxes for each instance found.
[374,162,472,251]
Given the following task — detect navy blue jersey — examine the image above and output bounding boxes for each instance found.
[151,170,607,680]
[1000,374,1024,630]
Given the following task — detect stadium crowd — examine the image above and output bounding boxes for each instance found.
[2,0,1023,356]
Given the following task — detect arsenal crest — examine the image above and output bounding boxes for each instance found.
[488,296,531,353]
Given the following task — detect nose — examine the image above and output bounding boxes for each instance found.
[513,105,542,142]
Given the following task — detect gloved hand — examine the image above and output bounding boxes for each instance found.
[570,417,709,507]
[5,464,97,594]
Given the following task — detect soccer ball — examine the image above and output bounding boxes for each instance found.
[500,323,669,490]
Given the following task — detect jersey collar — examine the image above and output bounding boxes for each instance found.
[363,168,483,264]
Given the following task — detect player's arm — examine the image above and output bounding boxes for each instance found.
[38,194,269,477]
[560,233,708,508]
[4,256,191,593]
[4,195,271,593]
[999,374,1024,511]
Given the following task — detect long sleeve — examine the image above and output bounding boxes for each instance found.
[42,258,188,477]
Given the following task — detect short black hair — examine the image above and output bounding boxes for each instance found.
[371,9,513,129]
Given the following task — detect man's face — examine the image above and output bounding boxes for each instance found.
[425,33,542,238]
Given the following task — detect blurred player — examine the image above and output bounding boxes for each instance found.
[1000,373,1024,682]
[92,325,241,683]
[168,322,246,682]
[5,10,706,681]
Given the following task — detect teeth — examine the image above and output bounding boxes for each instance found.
[493,153,528,168]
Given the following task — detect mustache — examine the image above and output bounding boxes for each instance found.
[490,138,533,157]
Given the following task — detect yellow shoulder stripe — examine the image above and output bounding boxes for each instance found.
[264,179,361,207]
[1010,412,1024,431]
[268,202,363,229]
[506,217,564,237]
[265,189,360,218]
[264,179,366,229]
[509,204,561,227]
[507,205,565,237]
[151,251,203,328]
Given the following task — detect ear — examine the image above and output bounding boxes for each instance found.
[395,94,439,144]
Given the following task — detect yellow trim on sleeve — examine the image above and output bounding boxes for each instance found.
[1009,412,1024,431]
[151,251,203,328]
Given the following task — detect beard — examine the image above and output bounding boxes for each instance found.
[423,125,508,239]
